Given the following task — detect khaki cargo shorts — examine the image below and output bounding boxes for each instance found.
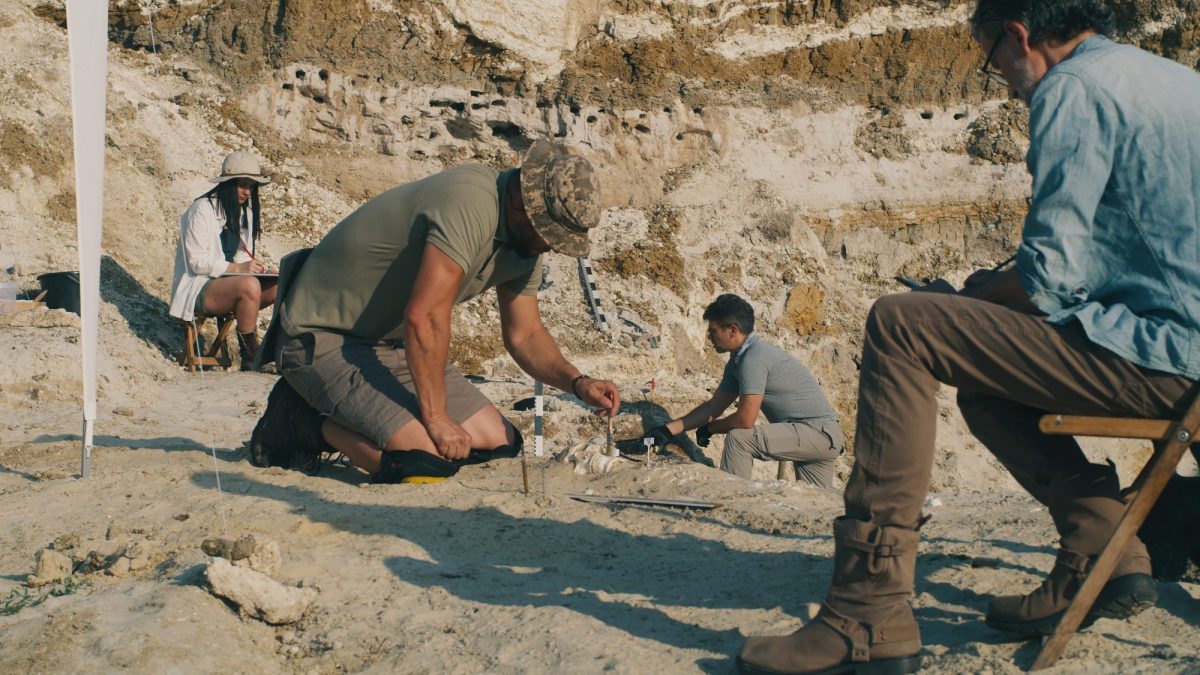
[278,331,491,449]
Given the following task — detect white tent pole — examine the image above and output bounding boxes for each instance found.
[65,0,109,478]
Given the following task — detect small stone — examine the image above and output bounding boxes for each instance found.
[28,548,74,587]
[205,558,316,625]
[106,523,126,541]
[230,534,258,561]
[174,513,190,522]
[201,537,232,558]
[112,407,135,417]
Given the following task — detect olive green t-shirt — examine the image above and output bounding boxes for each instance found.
[279,165,542,341]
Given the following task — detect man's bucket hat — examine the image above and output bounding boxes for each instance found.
[520,140,600,258]
[210,151,271,184]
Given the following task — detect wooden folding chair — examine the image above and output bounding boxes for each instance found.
[179,313,236,372]
[1029,389,1200,670]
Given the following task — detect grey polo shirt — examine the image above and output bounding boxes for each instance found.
[717,333,838,424]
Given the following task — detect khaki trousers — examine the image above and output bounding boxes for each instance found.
[848,292,1195,532]
[721,421,844,486]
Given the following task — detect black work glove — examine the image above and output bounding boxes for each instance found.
[695,424,713,448]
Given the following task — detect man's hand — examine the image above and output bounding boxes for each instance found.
[910,278,957,294]
[578,377,620,417]
[424,415,472,461]
[695,423,713,448]
[959,267,1040,312]
[642,424,674,448]
[230,260,265,273]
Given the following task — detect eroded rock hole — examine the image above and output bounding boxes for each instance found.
[313,95,326,104]
[586,115,597,123]
[318,69,329,81]
[920,111,934,120]
[282,83,293,90]
[295,69,306,79]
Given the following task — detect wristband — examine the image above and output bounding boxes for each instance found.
[570,374,590,399]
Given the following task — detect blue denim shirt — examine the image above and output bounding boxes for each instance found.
[1017,36,1200,379]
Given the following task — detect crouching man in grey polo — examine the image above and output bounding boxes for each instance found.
[249,141,621,482]
[642,294,844,486]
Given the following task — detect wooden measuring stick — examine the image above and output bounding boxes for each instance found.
[520,443,530,496]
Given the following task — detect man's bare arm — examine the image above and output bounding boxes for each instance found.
[665,390,738,435]
[404,244,471,459]
[499,287,620,416]
[707,393,763,433]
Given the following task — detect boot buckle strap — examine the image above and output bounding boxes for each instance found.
[843,539,899,558]
[817,603,871,663]
[1056,550,1091,574]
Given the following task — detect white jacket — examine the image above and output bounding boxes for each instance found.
[168,195,256,321]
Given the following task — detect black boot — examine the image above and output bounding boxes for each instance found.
[238,331,261,371]
[248,378,333,475]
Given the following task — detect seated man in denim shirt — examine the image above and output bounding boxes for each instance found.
[736,2,1200,674]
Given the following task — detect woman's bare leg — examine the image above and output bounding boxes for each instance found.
[201,275,262,332]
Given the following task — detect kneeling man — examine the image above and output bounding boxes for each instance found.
[253,141,620,482]
[643,294,843,486]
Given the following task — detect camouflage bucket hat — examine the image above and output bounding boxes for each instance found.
[520,140,600,258]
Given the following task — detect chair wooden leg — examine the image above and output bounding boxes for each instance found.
[1031,420,1199,670]
[211,315,236,368]
[180,317,209,372]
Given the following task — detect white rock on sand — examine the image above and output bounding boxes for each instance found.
[205,557,316,625]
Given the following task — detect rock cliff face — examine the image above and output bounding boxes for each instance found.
[4,0,1199,483]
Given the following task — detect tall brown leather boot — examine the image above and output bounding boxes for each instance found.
[737,518,922,675]
[986,463,1157,635]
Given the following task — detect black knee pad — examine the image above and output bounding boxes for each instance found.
[373,450,460,484]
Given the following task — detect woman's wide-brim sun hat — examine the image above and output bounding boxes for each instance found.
[210,151,271,184]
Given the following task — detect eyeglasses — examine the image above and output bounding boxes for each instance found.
[981,33,1008,91]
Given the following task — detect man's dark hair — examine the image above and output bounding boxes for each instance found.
[703,294,755,334]
[970,0,1113,43]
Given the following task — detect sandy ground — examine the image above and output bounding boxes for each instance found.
[1,371,1197,674]
[1,1,1198,672]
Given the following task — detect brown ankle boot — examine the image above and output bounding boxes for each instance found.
[986,463,1157,636]
[237,330,260,371]
[737,518,922,675]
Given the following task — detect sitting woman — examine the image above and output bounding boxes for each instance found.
[169,152,277,369]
